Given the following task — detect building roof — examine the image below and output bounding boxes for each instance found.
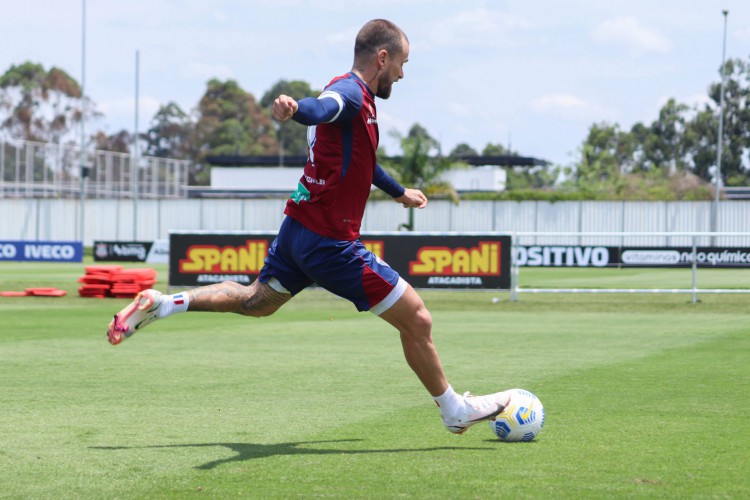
[205,154,549,168]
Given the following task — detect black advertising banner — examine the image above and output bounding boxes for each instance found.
[93,240,170,263]
[94,241,152,262]
[514,245,618,267]
[514,245,750,268]
[363,234,511,289]
[169,232,512,289]
[619,247,750,268]
[169,233,273,286]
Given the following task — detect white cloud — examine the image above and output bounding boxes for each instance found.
[325,26,359,47]
[180,62,235,81]
[98,95,162,130]
[592,17,672,53]
[213,9,228,22]
[735,26,750,43]
[447,101,472,118]
[427,8,531,48]
[531,93,616,121]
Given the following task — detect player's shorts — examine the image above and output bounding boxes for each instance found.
[258,216,407,314]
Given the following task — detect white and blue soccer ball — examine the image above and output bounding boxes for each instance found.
[488,388,545,442]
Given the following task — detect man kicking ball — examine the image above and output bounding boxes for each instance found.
[107,18,510,435]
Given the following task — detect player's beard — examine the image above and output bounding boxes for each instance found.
[376,72,394,99]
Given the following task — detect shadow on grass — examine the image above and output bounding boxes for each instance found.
[92,439,495,470]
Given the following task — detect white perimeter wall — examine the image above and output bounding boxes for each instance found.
[1,198,749,247]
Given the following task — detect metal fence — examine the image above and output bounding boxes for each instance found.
[508,231,750,302]
[0,138,190,199]
[2,198,750,247]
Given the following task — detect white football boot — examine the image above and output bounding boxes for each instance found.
[107,289,163,345]
[442,390,512,434]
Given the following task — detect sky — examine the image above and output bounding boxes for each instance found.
[2,0,750,166]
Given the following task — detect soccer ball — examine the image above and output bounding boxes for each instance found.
[488,388,545,442]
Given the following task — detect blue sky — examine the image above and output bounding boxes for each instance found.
[2,0,749,166]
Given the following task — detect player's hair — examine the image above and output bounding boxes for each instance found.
[354,19,408,63]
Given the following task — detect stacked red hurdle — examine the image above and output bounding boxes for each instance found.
[78,265,158,298]
[0,287,67,297]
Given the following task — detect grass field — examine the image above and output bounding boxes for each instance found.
[1,262,749,498]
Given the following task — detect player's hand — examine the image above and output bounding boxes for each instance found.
[395,188,428,209]
[272,95,299,122]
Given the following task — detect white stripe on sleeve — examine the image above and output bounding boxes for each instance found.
[318,90,345,122]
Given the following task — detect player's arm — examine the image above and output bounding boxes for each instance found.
[274,94,330,123]
[290,93,344,125]
[374,164,428,208]
[395,188,428,208]
[272,80,363,125]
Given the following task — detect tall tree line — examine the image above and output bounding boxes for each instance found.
[572,57,750,196]
[2,57,749,194]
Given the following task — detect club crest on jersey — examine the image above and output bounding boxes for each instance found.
[364,102,377,124]
[290,181,311,204]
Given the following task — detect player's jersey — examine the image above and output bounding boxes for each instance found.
[284,73,378,241]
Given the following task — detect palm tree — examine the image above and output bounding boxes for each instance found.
[385,124,461,230]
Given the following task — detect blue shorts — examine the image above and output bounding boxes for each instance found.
[258,217,406,314]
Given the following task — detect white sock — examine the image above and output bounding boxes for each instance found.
[432,385,465,419]
[156,292,190,319]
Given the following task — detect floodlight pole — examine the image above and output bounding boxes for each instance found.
[133,49,140,241]
[78,0,87,244]
[712,9,728,244]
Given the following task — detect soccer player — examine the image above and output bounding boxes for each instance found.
[107,19,510,435]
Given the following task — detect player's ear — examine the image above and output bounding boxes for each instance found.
[377,49,388,67]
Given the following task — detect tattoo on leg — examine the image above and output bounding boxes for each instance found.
[187,280,290,316]
[188,282,244,312]
[241,282,290,316]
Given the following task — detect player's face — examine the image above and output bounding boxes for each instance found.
[376,38,409,100]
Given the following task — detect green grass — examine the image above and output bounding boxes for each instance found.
[0,262,749,498]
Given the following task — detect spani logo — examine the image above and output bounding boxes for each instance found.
[409,242,500,276]
[179,240,268,273]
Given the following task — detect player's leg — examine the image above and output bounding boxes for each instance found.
[377,287,511,434]
[306,238,448,397]
[306,235,511,434]
[377,284,447,396]
[107,218,309,345]
[107,279,292,345]
[185,279,291,316]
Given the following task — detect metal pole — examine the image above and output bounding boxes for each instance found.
[0,141,4,198]
[691,235,698,304]
[133,49,139,240]
[78,0,86,244]
[713,10,728,243]
[510,232,518,302]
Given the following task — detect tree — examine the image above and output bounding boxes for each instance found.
[260,79,317,158]
[192,79,278,184]
[386,124,458,229]
[448,142,478,158]
[390,124,454,189]
[573,122,633,194]
[482,142,513,156]
[630,98,692,175]
[568,55,750,197]
[704,58,750,185]
[144,102,194,159]
[93,129,131,153]
[0,61,94,145]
